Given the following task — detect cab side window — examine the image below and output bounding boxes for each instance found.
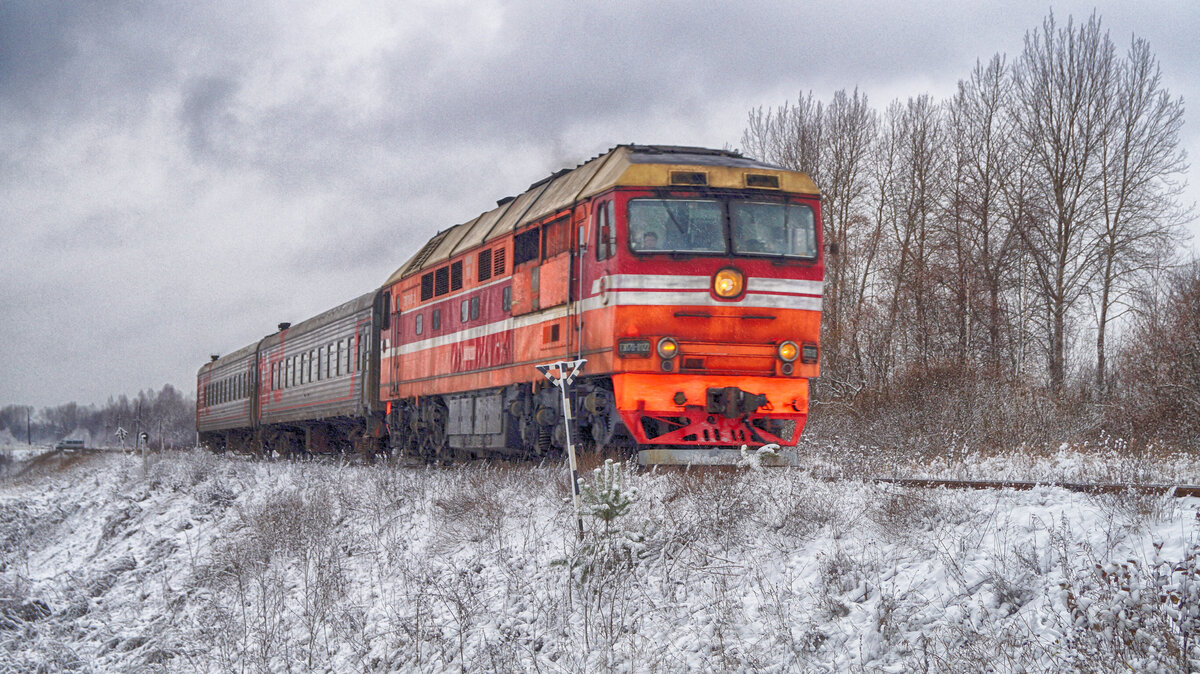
[595,200,616,260]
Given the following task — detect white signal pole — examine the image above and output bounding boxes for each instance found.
[536,359,587,540]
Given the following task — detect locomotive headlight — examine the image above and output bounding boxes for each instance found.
[778,341,799,362]
[657,337,679,359]
[713,268,744,298]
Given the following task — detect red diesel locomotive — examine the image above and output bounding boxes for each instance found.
[198,145,824,464]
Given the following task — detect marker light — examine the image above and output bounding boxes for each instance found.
[657,337,679,359]
[713,268,744,298]
[801,343,819,364]
[778,341,799,362]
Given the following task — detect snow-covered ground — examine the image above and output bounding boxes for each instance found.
[1,444,1198,672]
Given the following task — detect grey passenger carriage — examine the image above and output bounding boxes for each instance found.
[197,291,387,458]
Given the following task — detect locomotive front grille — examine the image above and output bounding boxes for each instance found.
[676,341,776,375]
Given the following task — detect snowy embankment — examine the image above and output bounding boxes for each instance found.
[1,445,1198,672]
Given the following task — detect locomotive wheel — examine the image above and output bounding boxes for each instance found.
[590,409,618,448]
[585,389,619,448]
[519,414,539,453]
[421,402,449,463]
[403,431,420,457]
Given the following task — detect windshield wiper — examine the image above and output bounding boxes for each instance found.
[658,200,689,235]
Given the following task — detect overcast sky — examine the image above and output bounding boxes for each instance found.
[2,0,1198,409]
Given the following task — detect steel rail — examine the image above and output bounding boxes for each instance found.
[869,476,1200,498]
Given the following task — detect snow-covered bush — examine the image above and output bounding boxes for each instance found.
[1056,542,1200,672]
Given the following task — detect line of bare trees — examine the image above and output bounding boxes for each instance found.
[743,12,1193,448]
[0,384,196,448]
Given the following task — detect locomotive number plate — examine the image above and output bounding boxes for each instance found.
[618,339,652,358]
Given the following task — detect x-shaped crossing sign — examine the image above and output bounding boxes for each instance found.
[536,359,587,388]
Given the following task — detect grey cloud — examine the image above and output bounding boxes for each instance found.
[1,0,1197,408]
[180,75,241,158]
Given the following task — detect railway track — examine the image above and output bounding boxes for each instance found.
[869,476,1200,498]
[28,445,1192,500]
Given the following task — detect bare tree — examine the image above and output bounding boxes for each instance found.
[820,89,877,387]
[876,95,945,375]
[740,90,876,393]
[740,92,824,180]
[1092,36,1190,395]
[1118,260,1200,446]
[1012,12,1117,392]
[944,56,1022,372]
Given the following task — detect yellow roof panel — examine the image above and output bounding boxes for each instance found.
[383,145,819,286]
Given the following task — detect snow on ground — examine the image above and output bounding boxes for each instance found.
[1,444,1198,672]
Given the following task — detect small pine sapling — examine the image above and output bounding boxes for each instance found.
[579,459,637,535]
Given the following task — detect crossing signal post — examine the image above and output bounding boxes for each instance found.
[536,359,587,540]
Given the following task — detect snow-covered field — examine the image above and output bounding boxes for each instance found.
[2,443,1198,672]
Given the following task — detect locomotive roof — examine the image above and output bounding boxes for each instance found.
[384,145,819,286]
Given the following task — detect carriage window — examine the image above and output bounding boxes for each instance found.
[432,308,441,331]
[415,313,424,336]
[470,296,480,321]
[628,199,725,254]
[730,201,817,258]
[502,286,512,313]
[461,299,469,323]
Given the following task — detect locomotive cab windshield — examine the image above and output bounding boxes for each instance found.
[627,196,818,260]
